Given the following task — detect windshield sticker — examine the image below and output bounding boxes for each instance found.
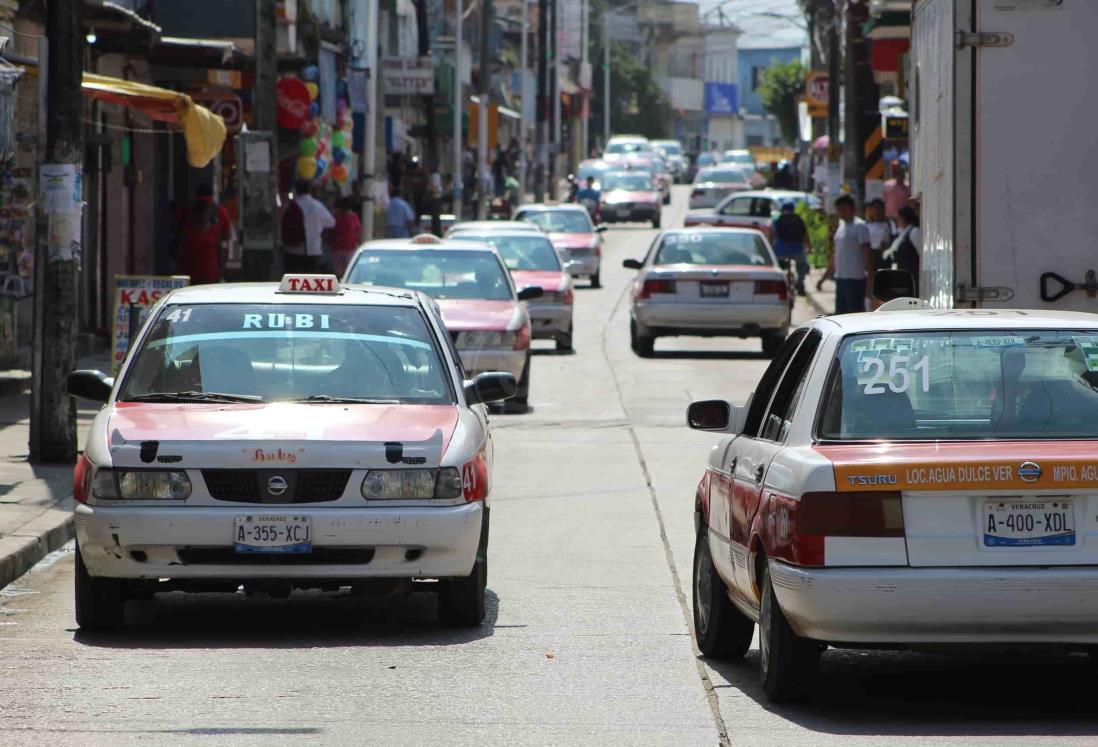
[1073,337,1098,371]
[663,233,703,244]
[860,354,930,395]
[242,313,331,330]
[849,337,914,362]
[970,336,1026,348]
[146,331,433,351]
[164,308,193,324]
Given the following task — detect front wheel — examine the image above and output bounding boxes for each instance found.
[439,513,489,627]
[75,544,127,630]
[693,527,754,658]
[759,562,821,702]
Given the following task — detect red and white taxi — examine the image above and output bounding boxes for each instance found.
[344,236,541,411]
[514,204,604,288]
[689,308,1098,701]
[685,190,821,241]
[599,171,662,228]
[67,274,517,630]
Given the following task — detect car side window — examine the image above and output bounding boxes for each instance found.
[742,329,807,436]
[759,330,823,443]
[751,198,773,218]
[720,198,751,217]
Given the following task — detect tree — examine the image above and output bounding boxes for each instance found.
[757,59,805,146]
[608,43,671,140]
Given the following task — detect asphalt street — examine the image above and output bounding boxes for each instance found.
[3,186,1098,745]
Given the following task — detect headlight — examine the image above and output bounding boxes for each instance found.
[457,330,516,349]
[361,468,464,501]
[92,469,192,500]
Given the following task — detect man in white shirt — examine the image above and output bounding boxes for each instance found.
[283,179,336,272]
[817,194,872,314]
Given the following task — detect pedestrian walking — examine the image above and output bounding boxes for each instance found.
[883,160,911,220]
[174,184,232,285]
[865,198,896,272]
[282,179,335,273]
[385,185,416,238]
[883,205,922,293]
[771,200,811,296]
[330,196,361,277]
[817,194,872,314]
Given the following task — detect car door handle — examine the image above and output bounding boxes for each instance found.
[727,457,738,474]
[754,465,765,483]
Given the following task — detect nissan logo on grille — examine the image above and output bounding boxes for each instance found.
[1018,462,1042,483]
[267,475,289,496]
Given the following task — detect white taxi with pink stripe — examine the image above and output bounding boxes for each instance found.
[67,274,516,630]
[688,307,1098,702]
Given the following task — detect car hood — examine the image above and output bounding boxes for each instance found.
[435,299,518,331]
[604,190,659,203]
[511,270,566,292]
[549,232,598,250]
[103,402,460,469]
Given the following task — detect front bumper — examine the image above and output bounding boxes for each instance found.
[526,303,571,338]
[603,203,659,222]
[458,346,527,378]
[771,560,1098,644]
[75,501,484,580]
[633,301,790,333]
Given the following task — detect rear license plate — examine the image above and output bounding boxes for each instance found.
[983,499,1075,547]
[616,206,631,218]
[700,281,730,298]
[233,515,312,554]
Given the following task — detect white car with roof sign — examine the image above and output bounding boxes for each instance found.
[687,306,1098,702]
[68,274,516,630]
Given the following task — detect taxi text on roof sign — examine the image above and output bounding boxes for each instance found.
[278,274,342,294]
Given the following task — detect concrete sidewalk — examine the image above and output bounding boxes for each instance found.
[0,355,105,590]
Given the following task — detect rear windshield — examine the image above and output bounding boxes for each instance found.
[606,141,649,154]
[818,331,1098,441]
[346,249,514,301]
[516,210,593,233]
[120,304,452,404]
[655,143,682,156]
[654,232,771,266]
[603,173,653,191]
[697,168,748,183]
[457,234,561,271]
[578,162,609,180]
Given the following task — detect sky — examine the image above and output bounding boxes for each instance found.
[695,0,809,50]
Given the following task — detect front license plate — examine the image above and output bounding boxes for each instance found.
[983,499,1075,547]
[616,206,631,218]
[233,515,312,554]
[700,281,730,298]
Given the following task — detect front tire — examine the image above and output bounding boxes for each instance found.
[75,544,127,630]
[438,512,489,627]
[693,527,754,658]
[759,562,821,702]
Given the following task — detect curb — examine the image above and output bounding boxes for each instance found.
[0,509,74,590]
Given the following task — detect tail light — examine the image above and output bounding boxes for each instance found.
[512,324,530,350]
[767,491,904,567]
[691,189,703,198]
[754,279,788,301]
[73,454,93,504]
[639,278,676,299]
[562,288,574,305]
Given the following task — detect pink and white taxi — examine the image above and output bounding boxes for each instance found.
[514,204,604,288]
[689,308,1098,702]
[67,274,516,630]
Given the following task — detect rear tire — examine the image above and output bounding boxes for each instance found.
[555,322,574,352]
[74,544,127,630]
[652,213,661,229]
[438,512,488,627]
[759,562,821,702]
[590,271,601,289]
[630,318,655,358]
[505,354,531,412]
[761,330,786,358]
[693,527,754,658]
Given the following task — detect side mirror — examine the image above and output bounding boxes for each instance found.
[622,258,643,270]
[464,372,518,405]
[687,399,747,434]
[67,370,114,403]
[872,269,916,302]
[595,225,608,233]
[517,286,544,302]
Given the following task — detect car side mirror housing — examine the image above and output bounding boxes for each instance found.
[872,268,916,302]
[67,369,115,403]
[687,399,747,434]
[595,225,608,233]
[517,286,544,302]
[622,259,643,270]
[464,372,518,405]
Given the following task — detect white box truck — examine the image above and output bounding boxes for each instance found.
[911,0,1098,310]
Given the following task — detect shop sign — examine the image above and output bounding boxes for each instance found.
[382,58,435,96]
[112,275,189,373]
[806,71,829,117]
[276,77,311,130]
[193,93,243,132]
[884,114,909,140]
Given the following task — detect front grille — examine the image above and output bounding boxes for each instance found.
[202,470,352,504]
[177,547,376,565]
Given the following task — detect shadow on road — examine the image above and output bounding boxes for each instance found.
[648,349,767,361]
[72,588,502,650]
[706,648,1098,738]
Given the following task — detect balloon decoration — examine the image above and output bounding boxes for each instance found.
[292,68,357,186]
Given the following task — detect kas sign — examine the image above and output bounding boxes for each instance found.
[704,82,739,115]
[382,58,435,96]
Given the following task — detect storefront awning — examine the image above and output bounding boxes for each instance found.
[81,73,227,168]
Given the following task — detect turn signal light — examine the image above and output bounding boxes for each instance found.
[512,324,531,350]
[639,278,676,299]
[562,288,574,305]
[73,454,93,504]
[754,279,788,301]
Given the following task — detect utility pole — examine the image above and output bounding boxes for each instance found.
[535,0,548,201]
[825,0,841,213]
[476,0,492,219]
[548,0,558,200]
[843,0,861,206]
[250,0,277,279]
[602,15,610,147]
[413,0,441,233]
[31,0,84,462]
[579,0,589,160]
[518,0,529,204]
[362,0,380,239]
[453,0,464,220]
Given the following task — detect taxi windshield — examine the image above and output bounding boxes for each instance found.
[654,233,771,266]
[346,249,514,301]
[456,234,561,271]
[818,330,1098,441]
[517,210,593,234]
[119,304,452,404]
[603,174,653,191]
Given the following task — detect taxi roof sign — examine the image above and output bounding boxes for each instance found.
[410,233,442,245]
[278,274,342,294]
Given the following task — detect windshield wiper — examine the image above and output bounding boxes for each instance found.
[291,395,402,404]
[124,391,266,403]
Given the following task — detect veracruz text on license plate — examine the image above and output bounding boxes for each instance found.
[983,499,1074,547]
[233,515,312,554]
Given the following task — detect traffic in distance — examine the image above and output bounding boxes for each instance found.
[60,131,1098,709]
